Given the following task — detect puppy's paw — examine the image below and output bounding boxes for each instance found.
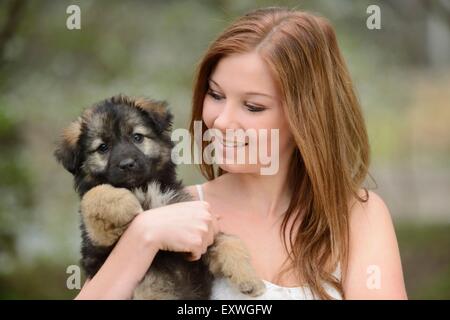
[237,277,266,297]
[81,184,143,246]
[206,233,266,297]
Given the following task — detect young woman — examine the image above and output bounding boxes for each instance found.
[75,7,407,300]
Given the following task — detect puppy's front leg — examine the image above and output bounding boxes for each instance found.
[80,184,143,246]
[205,233,265,297]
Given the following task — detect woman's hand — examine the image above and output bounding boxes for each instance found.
[135,201,220,261]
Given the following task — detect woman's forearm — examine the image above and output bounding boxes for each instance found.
[74,215,160,300]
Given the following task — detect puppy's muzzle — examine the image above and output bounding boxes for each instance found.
[119,158,138,172]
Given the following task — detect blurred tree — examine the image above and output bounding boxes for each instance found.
[382,0,450,67]
[0,0,26,67]
[0,106,34,272]
[0,0,34,287]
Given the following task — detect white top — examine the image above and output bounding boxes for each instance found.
[211,272,342,300]
[195,184,343,300]
[196,184,205,202]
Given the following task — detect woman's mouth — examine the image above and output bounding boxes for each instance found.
[218,139,249,148]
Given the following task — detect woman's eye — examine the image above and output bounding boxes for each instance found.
[97,143,109,153]
[246,104,266,112]
[207,89,224,101]
[133,133,144,143]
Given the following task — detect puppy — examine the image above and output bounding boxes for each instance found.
[54,95,265,299]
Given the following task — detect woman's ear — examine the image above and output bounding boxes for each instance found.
[134,98,174,135]
[54,118,82,175]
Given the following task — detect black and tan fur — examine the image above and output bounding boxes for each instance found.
[54,95,265,299]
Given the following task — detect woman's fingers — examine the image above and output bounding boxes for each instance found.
[187,211,218,261]
[187,252,201,261]
[148,200,221,261]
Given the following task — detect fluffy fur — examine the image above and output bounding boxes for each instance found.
[54,95,265,299]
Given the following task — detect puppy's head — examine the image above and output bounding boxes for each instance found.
[55,95,174,192]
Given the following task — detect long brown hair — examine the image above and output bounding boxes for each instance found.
[189,7,371,299]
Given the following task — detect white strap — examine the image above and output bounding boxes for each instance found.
[196,184,204,201]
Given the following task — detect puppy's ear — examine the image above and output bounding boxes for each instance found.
[134,98,173,135]
[54,118,82,175]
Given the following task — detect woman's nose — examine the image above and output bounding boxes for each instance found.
[213,101,241,131]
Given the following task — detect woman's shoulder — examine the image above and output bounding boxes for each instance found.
[183,176,228,201]
[344,189,407,299]
[347,189,396,252]
[348,189,393,234]
[183,185,201,200]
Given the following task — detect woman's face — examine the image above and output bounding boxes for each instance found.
[202,51,294,175]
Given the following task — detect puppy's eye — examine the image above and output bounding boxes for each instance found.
[133,133,144,143]
[97,143,109,154]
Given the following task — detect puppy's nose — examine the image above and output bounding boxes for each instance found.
[119,158,136,171]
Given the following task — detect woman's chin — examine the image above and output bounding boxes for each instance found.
[217,163,262,174]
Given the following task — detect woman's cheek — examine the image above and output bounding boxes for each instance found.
[201,100,215,129]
